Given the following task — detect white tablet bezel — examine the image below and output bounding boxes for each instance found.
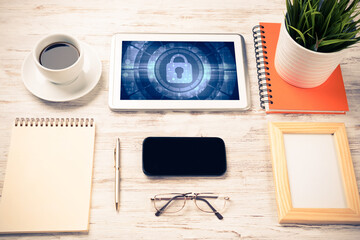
[109,33,250,111]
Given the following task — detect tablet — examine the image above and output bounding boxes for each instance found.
[109,33,250,110]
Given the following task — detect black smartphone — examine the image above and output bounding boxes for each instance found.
[142,137,226,176]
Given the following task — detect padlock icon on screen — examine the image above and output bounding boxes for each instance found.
[166,54,193,83]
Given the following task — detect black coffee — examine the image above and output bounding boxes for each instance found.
[39,42,79,70]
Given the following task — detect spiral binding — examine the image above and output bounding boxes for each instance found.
[252,25,273,109]
[15,118,94,127]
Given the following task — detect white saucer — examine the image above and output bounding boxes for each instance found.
[22,43,102,102]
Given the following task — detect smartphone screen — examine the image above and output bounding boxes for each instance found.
[142,137,226,176]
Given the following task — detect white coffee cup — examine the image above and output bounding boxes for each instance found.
[33,33,84,84]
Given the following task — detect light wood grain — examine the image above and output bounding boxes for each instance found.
[269,122,360,224]
[0,0,360,239]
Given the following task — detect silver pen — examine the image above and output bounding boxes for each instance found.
[114,138,120,211]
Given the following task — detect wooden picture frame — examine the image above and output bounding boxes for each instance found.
[268,122,360,224]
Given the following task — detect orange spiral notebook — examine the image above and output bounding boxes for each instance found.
[252,22,349,114]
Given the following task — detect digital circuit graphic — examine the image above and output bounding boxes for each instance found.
[120,41,239,100]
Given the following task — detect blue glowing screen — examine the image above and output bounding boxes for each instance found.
[120,41,239,100]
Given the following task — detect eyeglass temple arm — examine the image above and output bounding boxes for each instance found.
[196,197,224,220]
[155,193,190,216]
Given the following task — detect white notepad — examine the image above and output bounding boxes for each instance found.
[0,118,95,234]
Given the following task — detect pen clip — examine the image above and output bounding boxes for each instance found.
[114,147,116,168]
[114,138,120,170]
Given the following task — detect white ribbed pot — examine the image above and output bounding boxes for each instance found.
[275,22,346,88]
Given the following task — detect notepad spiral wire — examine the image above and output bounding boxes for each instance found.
[252,25,273,109]
[15,118,94,127]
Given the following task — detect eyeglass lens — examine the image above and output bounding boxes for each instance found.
[153,193,187,213]
[195,193,227,213]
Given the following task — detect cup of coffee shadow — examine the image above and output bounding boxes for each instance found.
[33,34,84,84]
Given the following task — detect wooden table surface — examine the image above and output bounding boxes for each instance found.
[0,0,359,239]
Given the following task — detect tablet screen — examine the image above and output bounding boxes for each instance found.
[120,41,239,100]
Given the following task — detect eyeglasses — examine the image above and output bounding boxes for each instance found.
[151,192,230,220]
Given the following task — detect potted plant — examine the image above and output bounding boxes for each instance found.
[275,0,360,88]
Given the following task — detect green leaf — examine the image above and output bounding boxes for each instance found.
[293,0,300,25]
[307,32,315,39]
[338,0,351,13]
[325,30,360,40]
[298,8,310,30]
[308,0,315,36]
[322,2,337,37]
[289,25,307,46]
[286,0,292,25]
[318,38,357,47]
